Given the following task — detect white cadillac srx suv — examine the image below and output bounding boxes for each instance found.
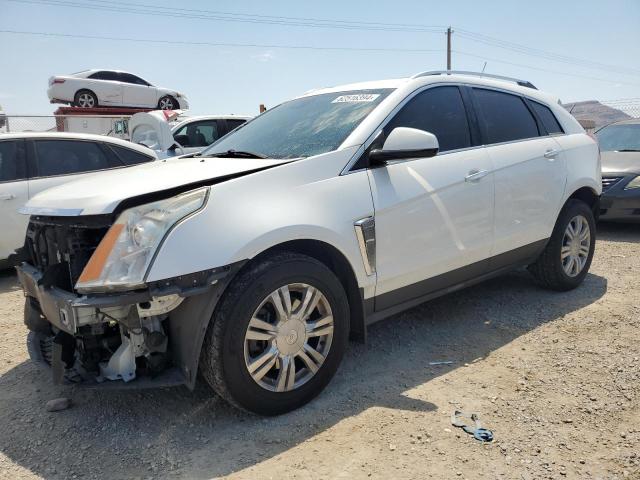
[17,71,601,415]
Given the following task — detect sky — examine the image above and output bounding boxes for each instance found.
[1,0,639,116]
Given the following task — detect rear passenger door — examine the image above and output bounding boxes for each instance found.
[0,139,29,260]
[27,139,123,200]
[369,85,495,309]
[471,87,566,259]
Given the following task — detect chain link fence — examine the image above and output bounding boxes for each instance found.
[600,99,640,119]
[0,115,133,139]
[564,98,640,132]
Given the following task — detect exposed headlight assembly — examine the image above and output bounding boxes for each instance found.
[624,176,640,190]
[75,187,209,293]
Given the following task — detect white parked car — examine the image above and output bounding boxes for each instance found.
[47,69,189,110]
[17,71,600,415]
[128,111,251,157]
[0,132,157,265]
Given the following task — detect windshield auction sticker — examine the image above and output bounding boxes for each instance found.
[332,94,380,103]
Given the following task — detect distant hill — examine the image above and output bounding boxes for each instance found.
[562,100,631,129]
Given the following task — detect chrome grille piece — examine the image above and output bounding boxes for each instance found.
[602,176,623,192]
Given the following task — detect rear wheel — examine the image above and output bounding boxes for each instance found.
[528,199,596,291]
[200,252,349,415]
[74,90,98,108]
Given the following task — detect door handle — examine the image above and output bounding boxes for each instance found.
[465,169,490,183]
[0,193,16,201]
[544,149,560,160]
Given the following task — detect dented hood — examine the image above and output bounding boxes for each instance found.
[22,156,289,216]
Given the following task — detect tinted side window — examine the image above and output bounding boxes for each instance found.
[120,73,148,86]
[34,140,114,177]
[385,86,471,152]
[89,71,119,81]
[530,101,564,134]
[0,141,26,182]
[474,89,540,144]
[110,145,154,165]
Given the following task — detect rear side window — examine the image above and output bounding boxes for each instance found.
[89,71,119,81]
[530,101,564,134]
[0,140,26,182]
[385,86,471,152]
[109,145,154,165]
[474,88,540,144]
[33,140,116,177]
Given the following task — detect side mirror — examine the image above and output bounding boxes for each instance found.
[369,127,439,165]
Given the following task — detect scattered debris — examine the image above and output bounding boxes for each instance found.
[429,361,454,366]
[45,397,71,412]
[451,410,494,442]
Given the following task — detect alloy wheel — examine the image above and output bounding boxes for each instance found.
[243,283,334,392]
[561,214,591,277]
[159,97,175,110]
[78,93,95,108]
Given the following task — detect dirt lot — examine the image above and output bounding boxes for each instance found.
[0,223,639,480]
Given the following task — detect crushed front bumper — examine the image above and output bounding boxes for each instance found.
[17,262,150,335]
[17,261,240,389]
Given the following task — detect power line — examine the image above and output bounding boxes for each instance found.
[0,29,443,54]
[453,50,640,87]
[456,28,640,77]
[3,29,637,88]
[5,0,638,78]
[4,0,446,33]
[82,0,446,30]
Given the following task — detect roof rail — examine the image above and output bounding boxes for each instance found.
[411,70,537,90]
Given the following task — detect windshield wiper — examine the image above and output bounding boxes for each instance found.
[616,149,640,152]
[204,149,267,159]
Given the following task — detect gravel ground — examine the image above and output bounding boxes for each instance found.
[0,223,638,480]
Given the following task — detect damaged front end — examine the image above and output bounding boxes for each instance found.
[17,200,240,389]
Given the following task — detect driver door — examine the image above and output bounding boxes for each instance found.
[368,85,495,310]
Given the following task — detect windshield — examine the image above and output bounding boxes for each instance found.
[596,123,640,152]
[201,89,393,159]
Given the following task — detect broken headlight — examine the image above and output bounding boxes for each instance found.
[75,187,209,293]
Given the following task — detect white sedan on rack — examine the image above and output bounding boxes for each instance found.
[47,69,189,110]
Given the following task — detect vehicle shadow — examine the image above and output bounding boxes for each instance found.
[0,269,607,479]
[0,267,20,294]
[597,221,640,243]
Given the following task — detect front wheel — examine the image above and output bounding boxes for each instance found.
[528,199,596,291]
[200,252,350,415]
[158,95,177,110]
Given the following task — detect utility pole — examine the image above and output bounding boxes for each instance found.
[446,26,453,71]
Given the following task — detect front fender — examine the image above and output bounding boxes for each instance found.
[145,147,374,286]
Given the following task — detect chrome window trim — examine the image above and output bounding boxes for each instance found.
[340,81,567,176]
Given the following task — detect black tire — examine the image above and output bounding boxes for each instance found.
[158,95,178,110]
[200,252,350,415]
[528,199,596,291]
[73,89,98,108]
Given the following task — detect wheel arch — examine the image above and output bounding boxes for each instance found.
[566,186,600,220]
